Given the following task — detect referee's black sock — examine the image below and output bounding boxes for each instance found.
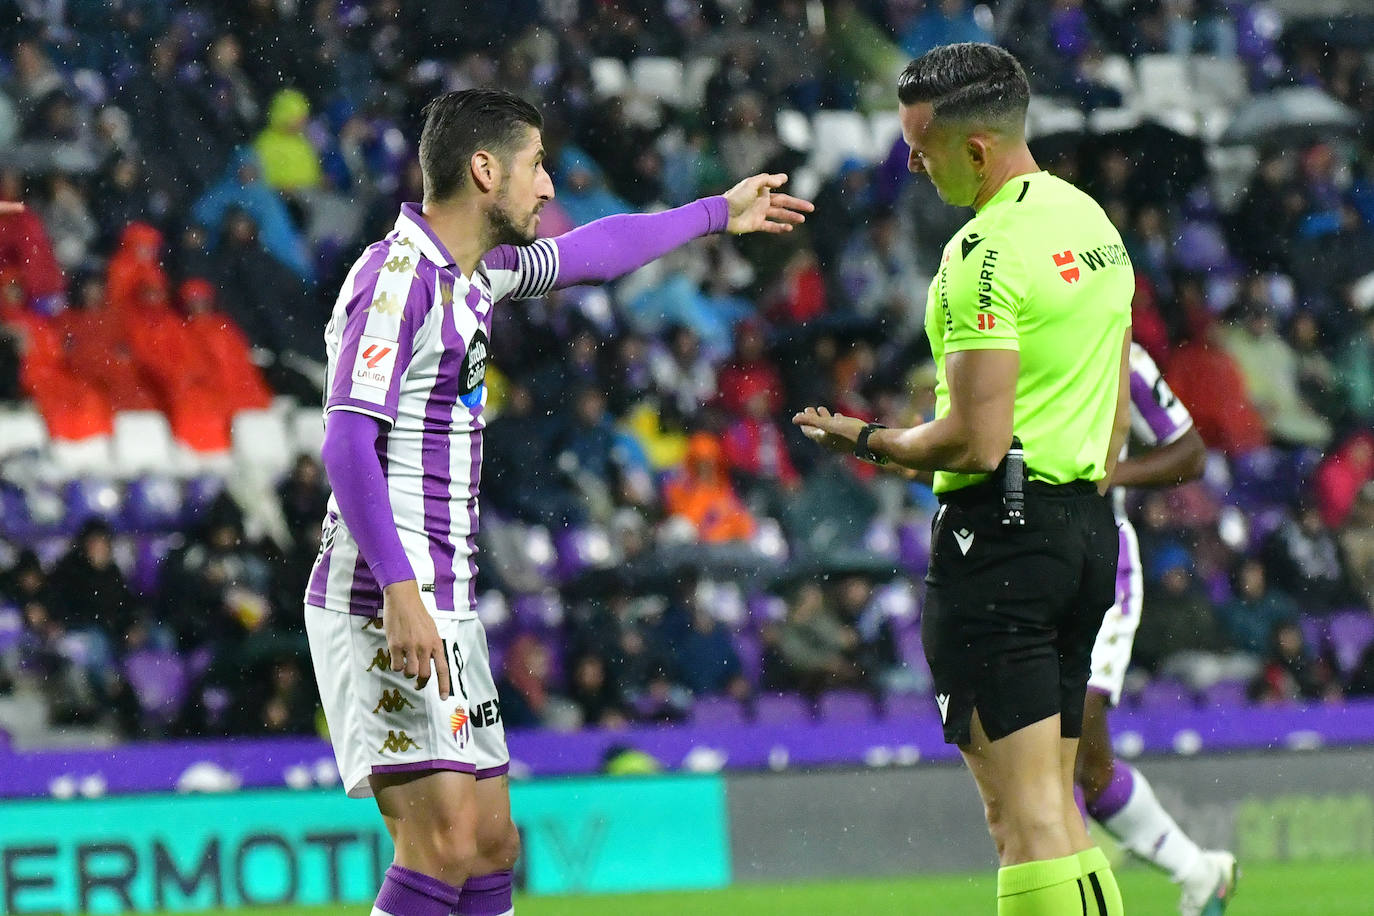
[1076,847,1125,915]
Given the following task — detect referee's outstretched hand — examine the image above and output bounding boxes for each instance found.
[793,406,863,453]
[382,581,452,701]
[724,173,814,235]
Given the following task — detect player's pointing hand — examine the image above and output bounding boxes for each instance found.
[383,581,452,701]
[724,173,814,235]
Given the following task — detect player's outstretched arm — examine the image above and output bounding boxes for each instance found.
[321,410,450,700]
[489,174,814,300]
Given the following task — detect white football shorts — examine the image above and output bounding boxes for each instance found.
[305,605,509,798]
[1086,520,1143,706]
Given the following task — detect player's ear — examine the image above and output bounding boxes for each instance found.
[470,149,500,193]
[967,135,990,173]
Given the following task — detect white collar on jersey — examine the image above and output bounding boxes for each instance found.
[394,202,456,270]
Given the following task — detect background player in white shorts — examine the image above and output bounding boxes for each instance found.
[305,88,812,916]
[1076,342,1238,916]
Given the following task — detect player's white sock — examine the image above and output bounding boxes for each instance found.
[1095,763,1202,882]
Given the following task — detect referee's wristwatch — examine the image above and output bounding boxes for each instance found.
[854,422,889,466]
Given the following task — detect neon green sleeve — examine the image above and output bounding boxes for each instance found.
[941,231,1026,353]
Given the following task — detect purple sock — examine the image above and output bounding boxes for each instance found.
[374,864,462,916]
[1085,759,1137,822]
[454,870,514,916]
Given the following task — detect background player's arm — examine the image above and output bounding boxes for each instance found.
[321,411,451,701]
[1099,329,1133,495]
[1111,427,1205,489]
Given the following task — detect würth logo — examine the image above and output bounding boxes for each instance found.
[362,344,392,368]
[1052,250,1080,284]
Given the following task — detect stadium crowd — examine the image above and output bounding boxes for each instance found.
[2,0,1374,741]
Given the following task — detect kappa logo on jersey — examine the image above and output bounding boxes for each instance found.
[370,291,403,317]
[936,693,950,723]
[1053,250,1080,284]
[961,232,985,260]
[459,328,489,409]
[384,254,413,273]
[373,689,415,714]
[353,334,399,389]
[378,730,420,753]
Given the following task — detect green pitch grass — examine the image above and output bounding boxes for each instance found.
[190,859,1366,915]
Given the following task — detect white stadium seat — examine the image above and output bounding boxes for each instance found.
[589,57,628,99]
[1136,54,1194,116]
[51,435,113,479]
[290,406,325,460]
[682,57,718,109]
[231,409,292,482]
[775,109,813,152]
[809,109,874,178]
[0,406,47,458]
[1192,56,1248,110]
[111,411,176,479]
[629,57,685,105]
[869,110,903,160]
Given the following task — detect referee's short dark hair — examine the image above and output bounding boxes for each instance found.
[419,88,543,202]
[897,43,1030,128]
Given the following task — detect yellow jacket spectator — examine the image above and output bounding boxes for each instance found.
[254,89,322,192]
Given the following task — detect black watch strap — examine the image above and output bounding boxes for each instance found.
[855,422,889,465]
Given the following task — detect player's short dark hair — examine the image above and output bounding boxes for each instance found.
[897,42,1029,128]
[419,89,543,202]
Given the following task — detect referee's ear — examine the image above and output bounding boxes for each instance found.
[469,150,501,194]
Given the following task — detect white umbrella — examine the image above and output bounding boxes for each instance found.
[1220,85,1361,146]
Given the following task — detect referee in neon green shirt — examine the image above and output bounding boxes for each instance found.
[796,44,1133,916]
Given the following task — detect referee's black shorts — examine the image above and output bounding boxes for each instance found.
[922,478,1117,746]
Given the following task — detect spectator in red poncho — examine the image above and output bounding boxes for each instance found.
[0,170,66,312]
[766,248,826,325]
[105,222,168,328]
[125,279,233,453]
[715,320,783,416]
[0,269,111,438]
[179,278,273,413]
[1163,301,1268,457]
[722,386,800,503]
[57,272,158,412]
[1315,430,1374,529]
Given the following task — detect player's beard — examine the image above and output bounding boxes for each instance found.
[488,182,538,247]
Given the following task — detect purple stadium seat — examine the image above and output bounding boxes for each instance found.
[0,487,33,540]
[1329,611,1374,675]
[753,691,810,725]
[732,631,762,687]
[818,689,875,723]
[63,478,124,531]
[510,591,564,631]
[882,691,936,723]
[123,475,184,533]
[181,474,225,525]
[691,695,747,727]
[122,649,189,727]
[897,521,931,576]
[895,621,926,670]
[130,535,177,598]
[1201,679,1249,709]
[745,593,785,629]
[1137,678,1193,710]
[1299,615,1328,656]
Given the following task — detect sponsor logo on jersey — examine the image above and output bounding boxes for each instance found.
[378,730,420,753]
[459,328,489,409]
[1052,250,1080,284]
[976,248,1000,319]
[373,689,415,714]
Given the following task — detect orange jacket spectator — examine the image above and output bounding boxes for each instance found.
[0,194,65,311]
[180,278,273,413]
[0,270,111,439]
[57,274,158,411]
[663,432,757,543]
[106,222,168,328]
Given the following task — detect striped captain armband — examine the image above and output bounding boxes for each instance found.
[509,238,559,300]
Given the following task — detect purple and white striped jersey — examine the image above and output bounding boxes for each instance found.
[1113,342,1194,519]
[306,203,560,618]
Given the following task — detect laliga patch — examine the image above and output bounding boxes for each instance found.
[353,334,399,389]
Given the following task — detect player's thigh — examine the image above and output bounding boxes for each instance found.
[1086,524,1142,706]
[474,773,519,861]
[372,768,480,864]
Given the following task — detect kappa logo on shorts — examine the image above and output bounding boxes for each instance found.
[362,617,385,631]
[373,689,415,714]
[936,694,951,723]
[378,730,420,753]
[365,649,392,672]
[954,528,975,555]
